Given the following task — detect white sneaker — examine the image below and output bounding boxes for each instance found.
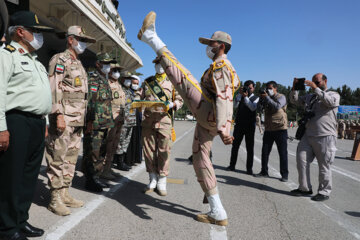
[144,172,157,194]
[156,175,167,196]
[137,11,165,52]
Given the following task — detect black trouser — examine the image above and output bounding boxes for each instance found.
[261,130,288,178]
[0,111,45,235]
[229,123,255,171]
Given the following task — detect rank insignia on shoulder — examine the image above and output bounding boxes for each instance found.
[55,64,65,73]
[90,85,98,92]
[4,45,15,53]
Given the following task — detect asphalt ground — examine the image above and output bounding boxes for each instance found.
[27,121,360,240]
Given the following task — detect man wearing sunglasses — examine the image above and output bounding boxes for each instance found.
[0,11,54,240]
[45,26,96,216]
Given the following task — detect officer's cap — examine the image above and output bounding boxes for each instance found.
[96,52,116,63]
[199,31,232,45]
[10,11,54,32]
[67,26,96,43]
[130,75,140,81]
[110,63,124,70]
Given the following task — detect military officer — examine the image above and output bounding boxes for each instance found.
[113,74,138,171]
[45,26,96,216]
[138,12,240,226]
[338,120,345,139]
[101,63,126,180]
[0,11,54,239]
[83,53,115,192]
[136,57,183,196]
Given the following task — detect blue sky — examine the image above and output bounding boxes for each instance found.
[118,0,360,90]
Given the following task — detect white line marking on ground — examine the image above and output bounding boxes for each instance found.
[45,126,196,240]
[240,145,360,240]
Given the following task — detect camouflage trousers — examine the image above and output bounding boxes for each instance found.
[157,47,223,196]
[45,125,82,189]
[115,126,133,155]
[105,119,123,166]
[83,129,109,177]
[142,122,172,177]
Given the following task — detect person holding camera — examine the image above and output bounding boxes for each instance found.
[254,81,289,182]
[227,80,259,174]
[289,73,340,201]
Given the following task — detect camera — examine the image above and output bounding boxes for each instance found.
[242,86,250,95]
[259,88,267,95]
[298,110,315,125]
[294,78,306,91]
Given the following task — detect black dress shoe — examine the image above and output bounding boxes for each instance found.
[1,232,28,240]
[279,177,288,182]
[85,178,103,192]
[311,194,329,202]
[93,177,109,188]
[253,172,269,178]
[21,222,44,237]
[290,188,313,196]
[226,165,235,171]
[118,161,131,171]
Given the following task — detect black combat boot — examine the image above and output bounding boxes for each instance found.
[116,154,131,171]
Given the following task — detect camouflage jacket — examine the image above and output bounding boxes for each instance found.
[123,86,137,127]
[86,70,114,130]
[48,49,88,127]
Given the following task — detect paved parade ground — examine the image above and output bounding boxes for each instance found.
[29,121,360,240]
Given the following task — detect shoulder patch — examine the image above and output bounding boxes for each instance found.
[90,84,98,92]
[4,45,15,53]
[55,64,65,73]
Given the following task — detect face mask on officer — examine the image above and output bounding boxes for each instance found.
[155,64,164,74]
[131,84,139,91]
[267,89,274,97]
[111,71,121,80]
[24,30,44,50]
[72,39,87,54]
[101,64,111,74]
[124,79,131,87]
[206,45,220,60]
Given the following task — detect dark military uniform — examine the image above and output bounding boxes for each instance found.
[83,70,114,189]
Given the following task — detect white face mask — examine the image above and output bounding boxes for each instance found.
[0,42,5,49]
[267,89,274,97]
[206,45,217,60]
[25,32,44,50]
[101,64,111,74]
[131,84,139,91]
[111,71,121,80]
[124,79,131,87]
[155,64,164,74]
[72,40,87,54]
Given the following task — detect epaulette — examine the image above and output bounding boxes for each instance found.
[59,52,71,62]
[4,44,16,53]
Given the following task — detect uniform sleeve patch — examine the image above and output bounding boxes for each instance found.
[90,85,98,92]
[55,64,65,73]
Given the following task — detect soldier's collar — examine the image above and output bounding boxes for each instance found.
[65,49,76,60]
[155,73,166,82]
[11,41,30,56]
[213,53,227,62]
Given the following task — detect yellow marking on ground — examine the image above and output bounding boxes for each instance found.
[167,178,185,184]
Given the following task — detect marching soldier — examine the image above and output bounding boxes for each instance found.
[83,53,115,192]
[138,12,240,226]
[136,57,183,196]
[350,120,357,140]
[101,63,126,180]
[46,26,96,216]
[113,74,138,171]
[0,11,54,239]
[345,120,351,139]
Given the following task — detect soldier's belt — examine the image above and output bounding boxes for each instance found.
[63,92,87,100]
[130,100,168,113]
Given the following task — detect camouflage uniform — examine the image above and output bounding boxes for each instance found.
[46,49,88,189]
[115,86,137,155]
[345,120,351,139]
[136,73,183,176]
[156,46,240,196]
[83,70,114,177]
[350,120,357,140]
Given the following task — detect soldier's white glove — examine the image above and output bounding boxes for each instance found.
[168,101,174,109]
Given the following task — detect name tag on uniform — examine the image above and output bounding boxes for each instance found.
[55,64,65,73]
[21,62,29,65]
[74,77,82,87]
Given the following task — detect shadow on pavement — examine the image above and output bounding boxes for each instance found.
[110,180,200,220]
[345,211,360,217]
[215,174,292,196]
[175,157,193,165]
